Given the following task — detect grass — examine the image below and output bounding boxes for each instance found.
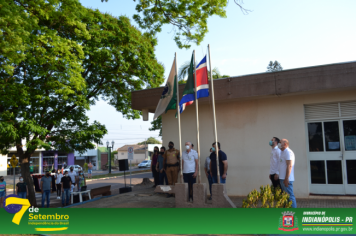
[6,184,14,190]
[88,169,150,180]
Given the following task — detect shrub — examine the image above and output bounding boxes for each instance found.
[242,184,292,208]
[84,163,88,172]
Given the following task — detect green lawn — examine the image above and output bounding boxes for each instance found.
[88,169,150,180]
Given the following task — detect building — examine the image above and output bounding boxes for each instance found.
[3,147,75,176]
[116,144,162,164]
[74,148,98,170]
[131,61,356,197]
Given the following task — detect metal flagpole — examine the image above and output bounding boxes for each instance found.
[175,52,183,183]
[208,44,220,184]
[193,50,201,183]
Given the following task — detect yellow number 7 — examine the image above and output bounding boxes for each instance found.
[5,197,31,225]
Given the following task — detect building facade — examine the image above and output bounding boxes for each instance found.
[131,61,356,197]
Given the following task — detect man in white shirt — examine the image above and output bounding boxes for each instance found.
[68,166,77,187]
[278,139,297,208]
[182,141,198,202]
[269,137,281,189]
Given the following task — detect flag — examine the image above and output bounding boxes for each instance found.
[178,54,195,113]
[195,55,209,99]
[153,58,177,120]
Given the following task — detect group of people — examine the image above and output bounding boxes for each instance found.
[41,166,87,207]
[269,137,297,208]
[0,163,92,209]
[150,141,228,201]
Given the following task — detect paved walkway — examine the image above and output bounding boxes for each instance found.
[71,183,356,208]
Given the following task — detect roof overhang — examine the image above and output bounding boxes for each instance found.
[131,61,356,112]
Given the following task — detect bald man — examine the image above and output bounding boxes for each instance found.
[278,139,297,208]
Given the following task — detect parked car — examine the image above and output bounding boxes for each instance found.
[138,160,151,168]
[63,165,82,173]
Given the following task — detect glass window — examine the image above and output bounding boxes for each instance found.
[324,121,341,151]
[343,120,356,151]
[308,123,324,152]
[326,160,343,184]
[310,161,326,184]
[346,160,356,184]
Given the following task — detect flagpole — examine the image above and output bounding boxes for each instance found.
[193,50,201,183]
[175,52,183,183]
[208,44,220,184]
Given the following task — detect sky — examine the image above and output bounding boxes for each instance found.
[81,0,356,149]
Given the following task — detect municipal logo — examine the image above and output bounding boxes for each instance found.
[278,211,299,231]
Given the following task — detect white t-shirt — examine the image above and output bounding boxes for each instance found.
[55,173,63,184]
[182,149,198,173]
[68,171,77,183]
[278,147,295,181]
[270,146,281,175]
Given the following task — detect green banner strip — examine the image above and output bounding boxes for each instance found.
[0,208,355,234]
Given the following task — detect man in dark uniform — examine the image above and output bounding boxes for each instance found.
[163,141,180,198]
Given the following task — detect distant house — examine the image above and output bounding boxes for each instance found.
[116,144,162,164]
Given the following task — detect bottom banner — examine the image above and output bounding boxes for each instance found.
[0,196,355,234]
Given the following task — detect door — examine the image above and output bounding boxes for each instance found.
[307,121,345,194]
[342,119,356,194]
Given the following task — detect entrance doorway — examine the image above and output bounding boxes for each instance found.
[306,101,356,195]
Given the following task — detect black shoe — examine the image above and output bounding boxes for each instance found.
[166,194,171,198]
[62,205,65,207]
[208,197,212,200]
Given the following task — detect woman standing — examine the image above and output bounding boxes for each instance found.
[55,169,63,199]
[16,176,28,199]
[150,146,160,187]
[77,170,86,191]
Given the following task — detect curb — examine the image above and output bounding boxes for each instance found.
[85,170,151,182]
[59,193,117,208]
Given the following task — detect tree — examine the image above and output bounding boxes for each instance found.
[149,116,162,136]
[267,61,283,72]
[138,137,162,145]
[102,0,250,49]
[0,0,164,206]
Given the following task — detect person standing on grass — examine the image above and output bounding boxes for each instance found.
[40,171,52,208]
[156,146,168,185]
[16,176,28,199]
[278,139,297,208]
[150,146,160,188]
[55,169,63,199]
[88,162,93,179]
[61,171,72,207]
[0,176,6,208]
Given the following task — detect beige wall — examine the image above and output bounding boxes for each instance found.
[161,89,356,197]
[117,151,146,163]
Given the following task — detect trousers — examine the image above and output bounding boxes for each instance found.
[280,180,297,208]
[165,166,178,185]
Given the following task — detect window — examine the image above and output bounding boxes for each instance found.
[308,123,324,152]
[324,121,340,151]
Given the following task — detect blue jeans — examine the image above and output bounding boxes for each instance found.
[280,180,297,208]
[212,175,226,184]
[41,190,50,208]
[159,171,168,185]
[207,173,213,195]
[18,192,26,199]
[62,188,70,206]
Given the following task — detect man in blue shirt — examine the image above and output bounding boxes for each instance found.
[209,142,228,184]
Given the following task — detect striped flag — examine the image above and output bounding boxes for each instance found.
[178,55,209,114]
[195,55,209,99]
